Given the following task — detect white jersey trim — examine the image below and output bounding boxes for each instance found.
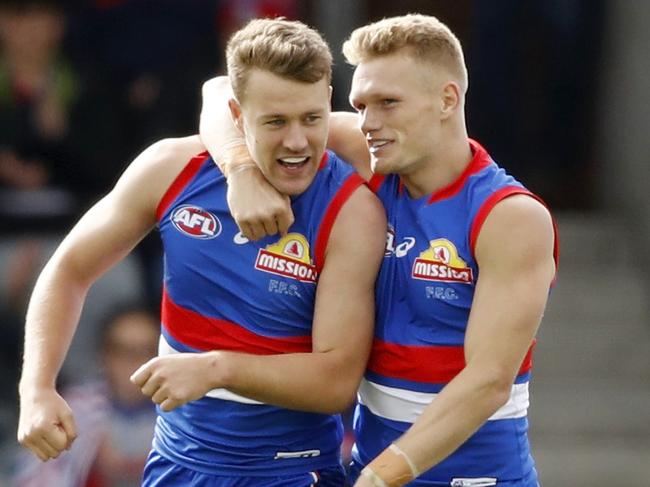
[158,335,263,404]
[357,378,529,424]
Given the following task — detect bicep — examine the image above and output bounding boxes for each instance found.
[311,187,386,363]
[465,196,556,375]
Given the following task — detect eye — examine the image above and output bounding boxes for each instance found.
[305,115,321,124]
[382,98,398,106]
[265,119,285,127]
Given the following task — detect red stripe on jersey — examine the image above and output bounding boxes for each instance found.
[367,338,534,384]
[469,186,560,276]
[313,173,365,273]
[318,151,329,170]
[162,290,312,354]
[367,173,385,193]
[156,152,210,221]
[427,139,492,204]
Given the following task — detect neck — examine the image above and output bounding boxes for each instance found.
[400,129,473,200]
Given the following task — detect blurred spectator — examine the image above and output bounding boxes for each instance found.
[66,0,220,159]
[10,303,159,487]
[64,0,222,306]
[0,0,126,218]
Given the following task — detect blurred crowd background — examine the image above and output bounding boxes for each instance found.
[1,0,648,486]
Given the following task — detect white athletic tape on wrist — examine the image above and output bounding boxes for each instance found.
[389,443,420,478]
[361,466,389,487]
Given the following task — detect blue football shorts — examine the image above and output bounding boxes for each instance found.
[142,450,347,486]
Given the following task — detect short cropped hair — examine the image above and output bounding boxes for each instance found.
[226,18,333,102]
[343,14,468,92]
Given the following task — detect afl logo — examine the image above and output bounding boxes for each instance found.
[170,205,221,239]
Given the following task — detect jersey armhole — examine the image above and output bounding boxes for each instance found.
[469,186,560,283]
[367,173,386,193]
[155,151,210,221]
[313,173,366,273]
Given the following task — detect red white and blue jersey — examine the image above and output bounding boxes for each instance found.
[353,140,558,486]
[155,150,364,477]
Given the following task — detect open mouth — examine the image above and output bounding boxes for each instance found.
[278,156,310,169]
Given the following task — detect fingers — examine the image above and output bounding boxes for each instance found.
[57,411,77,451]
[276,203,294,237]
[239,207,294,241]
[130,360,153,388]
[242,221,267,241]
[19,421,74,461]
[159,398,181,413]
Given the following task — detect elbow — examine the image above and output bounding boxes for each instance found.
[318,391,357,415]
[478,372,514,412]
[316,371,360,415]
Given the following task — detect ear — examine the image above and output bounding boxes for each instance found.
[440,81,461,121]
[328,85,333,107]
[228,98,244,132]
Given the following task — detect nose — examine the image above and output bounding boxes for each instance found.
[283,123,308,152]
[359,107,381,135]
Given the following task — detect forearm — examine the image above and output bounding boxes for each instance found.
[364,367,510,486]
[212,349,359,414]
[398,367,509,470]
[20,259,90,392]
[199,76,248,174]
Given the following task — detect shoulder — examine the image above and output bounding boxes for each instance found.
[329,183,386,253]
[475,194,555,272]
[111,135,206,210]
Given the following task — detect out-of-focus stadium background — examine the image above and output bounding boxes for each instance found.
[1,1,648,486]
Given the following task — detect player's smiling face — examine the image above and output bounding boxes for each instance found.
[230,69,331,196]
[349,51,442,177]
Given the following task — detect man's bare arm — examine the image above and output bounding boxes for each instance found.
[355,196,556,486]
[17,137,203,460]
[132,185,387,414]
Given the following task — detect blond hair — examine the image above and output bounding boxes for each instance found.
[226,18,332,101]
[343,14,468,92]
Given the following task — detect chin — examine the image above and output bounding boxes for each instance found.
[371,159,392,175]
[272,180,309,196]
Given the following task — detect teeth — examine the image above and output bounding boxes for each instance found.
[279,157,308,164]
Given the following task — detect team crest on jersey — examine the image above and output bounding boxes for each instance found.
[170,205,221,239]
[255,233,317,283]
[412,239,474,284]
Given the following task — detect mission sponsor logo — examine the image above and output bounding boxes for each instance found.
[171,205,221,239]
[255,233,317,283]
[412,239,473,284]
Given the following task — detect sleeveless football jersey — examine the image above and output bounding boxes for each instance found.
[155,150,364,477]
[353,139,558,486]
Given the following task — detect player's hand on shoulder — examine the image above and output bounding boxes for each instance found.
[130,352,222,412]
[17,387,77,461]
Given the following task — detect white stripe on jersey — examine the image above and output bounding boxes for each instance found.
[357,378,529,424]
[158,335,263,404]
